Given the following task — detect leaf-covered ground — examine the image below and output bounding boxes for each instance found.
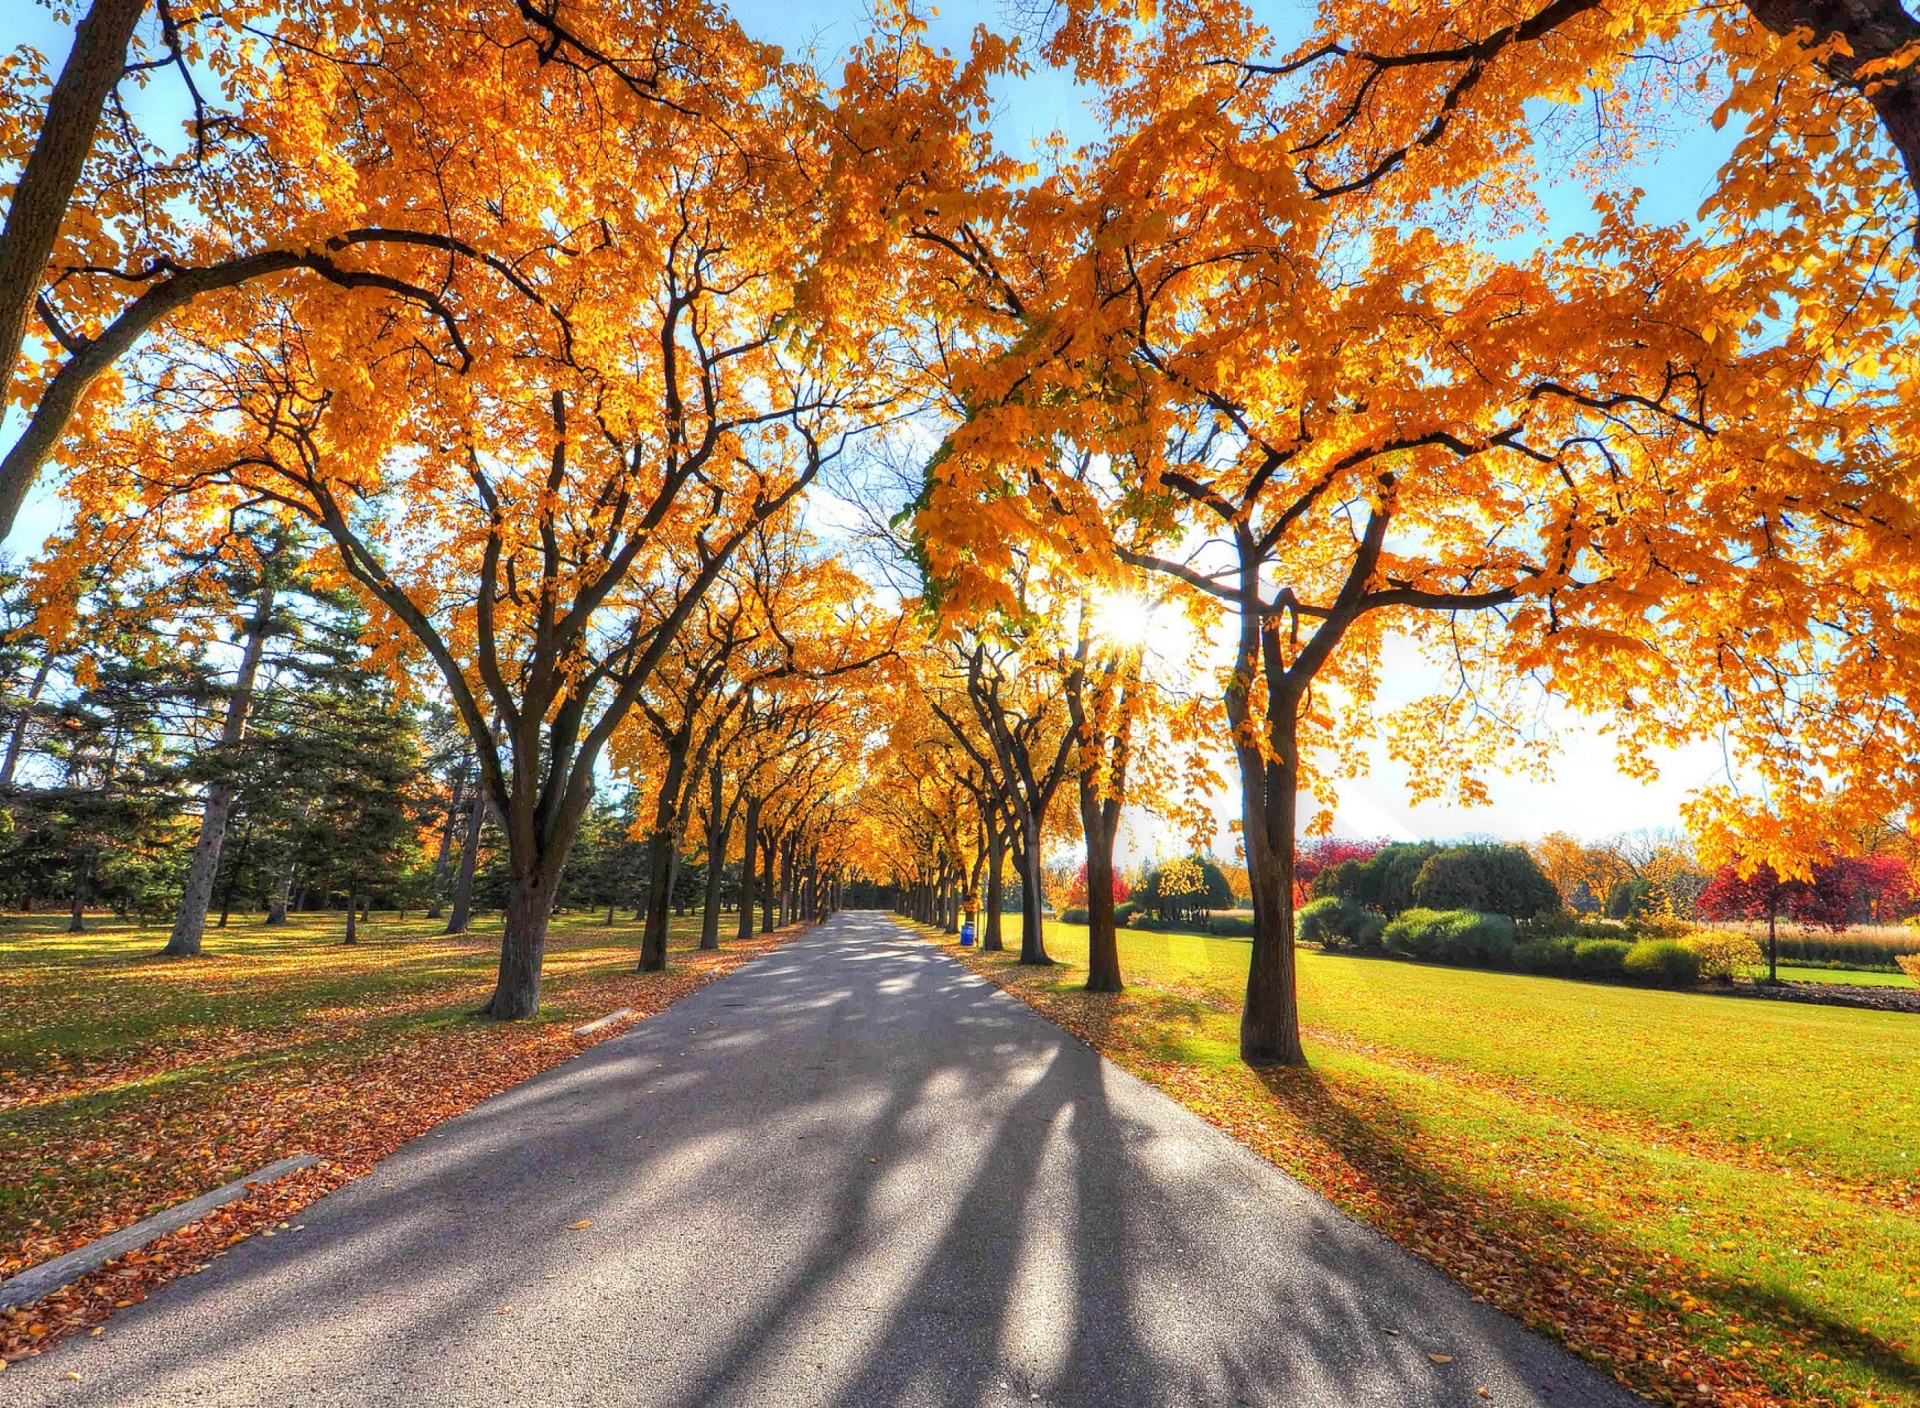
[0,910,797,1367]
[946,919,1920,1408]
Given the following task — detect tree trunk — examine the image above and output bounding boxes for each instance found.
[0,0,150,541]
[0,647,53,787]
[639,738,696,970]
[166,584,275,957]
[267,863,293,924]
[638,825,674,972]
[984,821,1006,952]
[446,776,485,935]
[777,833,794,927]
[68,850,89,933]
[1236,684,1305,1066]
[760,828,777,933]
[1767,909,1779,984]
[343,886,359,945]
[425,762,468,920]
[1017,811,1052,965]
[701,766,729,950]
[736,794,762,944]
[479,869,558,1019]
[1083,798,1123,993]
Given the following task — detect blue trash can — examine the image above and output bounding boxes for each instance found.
[960,919,976,947]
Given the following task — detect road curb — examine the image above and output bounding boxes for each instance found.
[0,1154,321,1312]
[572,1007,634,1035]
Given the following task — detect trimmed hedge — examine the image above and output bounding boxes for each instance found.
[1206,914,1255,937]
[1572,938,1633,978]
[1623,938,1702,986]
[1114,900,1139,926]
[1515,935,1578,974]
[1060,906,1089,925]
[1298,907,1714,989]
[1382,908,1518,966]
[1296,896,1385,951]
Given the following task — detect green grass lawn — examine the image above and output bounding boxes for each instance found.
[957,915,1920,1408]
[1763,963,1914,987]
[0,908,684,1073]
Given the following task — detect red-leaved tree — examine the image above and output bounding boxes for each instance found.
[1844,856,1917,924]
[1066,861,1129,910]
[1292,838,1389,907]
[1698,861,1856,983]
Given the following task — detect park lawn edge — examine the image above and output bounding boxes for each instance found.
[0,920,812,1369]
[923,920,1909,1408]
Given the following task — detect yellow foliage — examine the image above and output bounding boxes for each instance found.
[1682,930,1765,981]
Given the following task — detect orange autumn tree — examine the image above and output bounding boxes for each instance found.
[51,10,910,1018]
[611,526,890,970]
[1032,0,1920,886]
[902,17,1891,1064]
[2,1,790,537]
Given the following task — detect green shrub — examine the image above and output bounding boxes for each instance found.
[1113,900,1139,926]
[1515,936,1579,975]
[1572,938,1633,978]
[1206,914,1256,937]
[1411,844,1561,919]
[1310,842,1441,917]
[1295,896,1384,950]
[1127,915,1189,933]
[1060,906,1089,925]
[1382,908,1518,966]
[1623,938,1702,986]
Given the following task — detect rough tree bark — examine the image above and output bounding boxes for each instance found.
[638,732,694,972]
[981,814,1006,951]
[736,793,762,945]
[266,863,294,924]
[68,850,90,933]
[1065,638,1139,995]
[165,584,274,957]
[760,826,778,933]
[700,761,729,950]
[445,778,485,936]
[0,0,148,488]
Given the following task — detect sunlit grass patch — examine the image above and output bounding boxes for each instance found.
[953,915,1920,1408]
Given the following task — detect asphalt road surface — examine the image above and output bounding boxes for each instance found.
[11,911,1643,1407]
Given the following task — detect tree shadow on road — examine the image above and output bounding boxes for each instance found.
[11,915,1655,1407]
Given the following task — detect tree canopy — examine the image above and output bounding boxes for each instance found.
[3,0,1917,1061]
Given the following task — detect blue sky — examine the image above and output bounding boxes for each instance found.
[1,1,1743,845]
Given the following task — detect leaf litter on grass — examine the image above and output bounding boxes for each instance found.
[0,921,801,1366]
[943,929,1920,1408]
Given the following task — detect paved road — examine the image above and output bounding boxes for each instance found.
[11,912,1642,1407]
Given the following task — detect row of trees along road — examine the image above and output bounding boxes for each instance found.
[0,519,881,951]
[885,4,1920,1064]
[4,1,1920,1062]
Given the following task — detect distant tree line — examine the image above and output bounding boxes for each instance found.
[0,534,793,939]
